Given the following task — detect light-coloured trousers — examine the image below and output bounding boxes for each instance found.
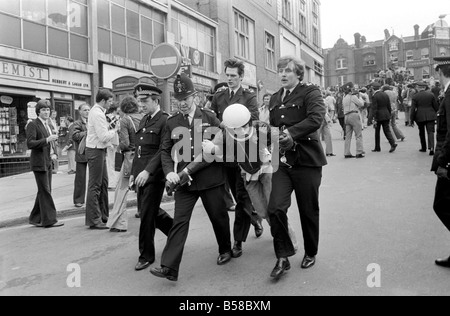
[67,149,76,171]
[344,113,364,155]
[319,120,333,155]
[107,162,129,230]
[390,111,405,140]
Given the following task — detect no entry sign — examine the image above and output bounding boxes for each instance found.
[149,43,182,79]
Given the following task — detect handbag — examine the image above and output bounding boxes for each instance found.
[78,135,86,155]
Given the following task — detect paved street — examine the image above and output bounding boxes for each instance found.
[1,117,450,296]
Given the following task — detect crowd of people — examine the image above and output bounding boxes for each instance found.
[25,55,450,280]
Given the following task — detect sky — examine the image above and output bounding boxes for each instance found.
[321,0,450,49]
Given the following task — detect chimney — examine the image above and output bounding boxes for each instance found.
[414,24,420,40]
[361,36,366,45]
[384,29,390,40]
[354,33,361,48]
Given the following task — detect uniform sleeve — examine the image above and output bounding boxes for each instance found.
[437,98,450,168]
[286,87,326,140]
[245,92,260,121]
[210,94,219,118]
[72,121,86,143]
[161,121,175,176]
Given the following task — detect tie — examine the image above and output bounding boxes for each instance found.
[230,91,234,100]
[283,90,291,102]
[184,114,190,125]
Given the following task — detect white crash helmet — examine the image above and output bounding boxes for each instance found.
[222,103,251,128]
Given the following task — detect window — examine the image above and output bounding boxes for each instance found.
[282,0,291,23]
[338,76,347,87]
[314,61,323,75]
[313,26,319,47]
[299,14,306,36]
[389,40,398,51]
[440,47,448,56]
[300,0,306,12]
[389,52,398,64]
[406,50,414,61]
[312,1,319,14]
[265,32,276,71]
[363,55,376,66]
[336,58,347,69]
[421,48,429,59]
[422,67,430,79]
[266,0,273,5]
[234,11,255,62]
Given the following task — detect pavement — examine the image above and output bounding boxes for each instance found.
[0,164,174,228]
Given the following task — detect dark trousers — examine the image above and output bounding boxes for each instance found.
[434,177,450,232]
[367,107,374,125]
[268,166,322,259]
[138,180,173,263]
[225,165,260,243]
[29,166,57,227]
[338,117,345,136]
[374,119,395,151]
[85,148,109,227]
[73,162,87,204]
[417,121,436,151]
[161,185,232,272]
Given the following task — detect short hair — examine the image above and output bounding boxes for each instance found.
[120,96,139,114]
[66,116,74,123]
[78,103,90,112]
[263,93,272,100]
[35,99,51,116]
[106,102,119,114]
[96,88,114,104]
[224,58,245,77]
[440,64,450,78]
[277,56,305,81]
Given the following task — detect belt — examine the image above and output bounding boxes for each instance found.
[345,111,359,115]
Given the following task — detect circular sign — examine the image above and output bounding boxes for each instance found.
[0,96,13,105]
[149,43,182,79]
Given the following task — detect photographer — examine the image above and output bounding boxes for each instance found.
[342,82,365,158]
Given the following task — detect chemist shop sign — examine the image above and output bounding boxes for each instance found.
[0,59,90,93]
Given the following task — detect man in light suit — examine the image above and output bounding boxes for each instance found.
[26,100,64,228]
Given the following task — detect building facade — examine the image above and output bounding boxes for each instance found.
[324,21,450,89]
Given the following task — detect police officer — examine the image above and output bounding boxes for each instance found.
[130,83,173,271]
[150,74,232,282]
[210,58,263,259]
[431,56,450,268]
[268,56,327,279]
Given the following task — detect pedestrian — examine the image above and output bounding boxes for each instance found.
[210,58,263,259]
[324,92,336,122]
[267,55,327,279]
[72,103,90,208]
[359,87,370,128]
[410,81,439,156]
[383,85,405,142]
[130,83,173,271]
[342,82,365,159]
[26,99,64,228]
[259,93,272,124]
[150,74,232,282]
[402,83,416,127]
[106,96,142,233]
[48,110,59,174]
[431,56,450,268]
[371,82,398,153]
[431,81,441,102]
[319,103,335,157]
[335,89,346,139]
[85,89,120,230]
[62,116,76,174]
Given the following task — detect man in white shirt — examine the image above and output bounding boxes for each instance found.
[85,89,120,229]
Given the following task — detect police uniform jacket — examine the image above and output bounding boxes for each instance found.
[211,86,259,122]
[161,107,226,191]
[269,83,327,168]
[131,110,169,183]
[372,90,392,122]
[410,90,439,123]
[431,85,450,172]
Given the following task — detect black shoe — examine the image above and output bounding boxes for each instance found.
[371,149,381,152]
[389,144,398,153]
[102,217,108,224]
[326,154,336,157]
[45,221,64,228]
[110,228,127,233]
[435,257,450,268]
[217,252,232,265]
[253,220,263,238]
[429,150,434,156]
[270,258,290,279]
[150,266,178,281]
[29,221,43,227]
[231,241,243,258]
[89,223,109,230]
[356,154,365,159]
[135,261,151,271]
[301,254,316,269]
[419,149,427,152]
[344,155,356,158]
[74,203,84,208]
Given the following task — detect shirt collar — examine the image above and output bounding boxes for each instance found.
[151,108,160,119]
[445,80,450,93]
[38,117,48,125]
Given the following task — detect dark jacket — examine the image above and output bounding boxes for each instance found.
[119,113,144,153]
[26,119,53,171]
[372,90,392,122]
[432,87,450,171]
[161,107,226,191]
[411,90,439,123]
[211,86,259,122]
[131,110,168,182]
[72,119,88,163]
[269,83,327,168]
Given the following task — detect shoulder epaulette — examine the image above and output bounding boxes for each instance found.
[216,87,229,95]
[167,112,181,120]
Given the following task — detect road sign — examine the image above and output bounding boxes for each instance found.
[149,43,182,79]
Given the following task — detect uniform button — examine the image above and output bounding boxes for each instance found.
[140,137,143,140]
[191,146,194,149]
[143,128,146,132]
[190,138,193,141]
[150,131,153,133]
[281,115,285,119]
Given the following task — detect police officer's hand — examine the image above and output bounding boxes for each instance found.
[135,170,150,187]
[202,140,216,155]
[128,175,135,190]
[166,172,180,184]
[436,166,449,180]
[279,132,294,151]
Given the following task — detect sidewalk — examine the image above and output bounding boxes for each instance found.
[0,164,173,228]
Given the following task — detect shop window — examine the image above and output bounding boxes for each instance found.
[49,27,69,58]
[112,33,126,58]
[0,13,21,48]
[70,34,89,63]
[127,38,140,62]
[111,4,125,34]
[70,1,88,36]
[48,0,68,30]
[97,0,110,28]
[406,50,414,61]
[439,47,448,56]
[98,28,111,54]
[23,21,46,53]
[126,9,139,38]
[22,0,46,24]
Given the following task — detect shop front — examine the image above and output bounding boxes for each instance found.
[0,58,91,177]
